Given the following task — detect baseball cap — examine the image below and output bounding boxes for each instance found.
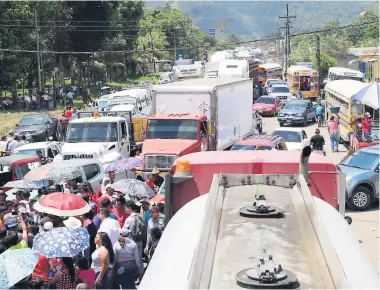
[120,228,130,237]
[5,216,19,228]
[18,207,27,214]
[105,184,112,190]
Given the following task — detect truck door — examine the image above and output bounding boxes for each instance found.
[120,121,130,157]
[200,119,208,151]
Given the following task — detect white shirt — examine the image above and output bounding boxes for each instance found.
[121,212,139,236]
[67,92,74,99]
[8,140,21,151]
[31,95,37,102]
[24,96,30,102]
[98,217,121,246]
[0,141,6,151]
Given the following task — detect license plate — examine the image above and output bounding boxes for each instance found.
[259,110,263,113]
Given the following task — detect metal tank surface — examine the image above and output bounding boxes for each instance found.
[140,173,379,289]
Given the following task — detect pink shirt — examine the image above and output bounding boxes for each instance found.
[78,268,96,289]
[328,120,339,133]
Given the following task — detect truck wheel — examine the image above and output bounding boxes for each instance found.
[279,122,284,127]
[303,116,308,127]
[45,132,50,141]
[347,186,372,211]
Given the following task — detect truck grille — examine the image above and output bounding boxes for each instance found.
[63,154,94,160]
[283,113,296,117]
[144,155,177,170]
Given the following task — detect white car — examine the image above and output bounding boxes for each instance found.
[272,127,310,151]
[12,141,63,160]
[270,84,292,103]
[265,79,286,94]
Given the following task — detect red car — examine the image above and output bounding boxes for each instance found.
[253,96,282,116]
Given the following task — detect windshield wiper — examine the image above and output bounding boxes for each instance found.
[344,164,365,170]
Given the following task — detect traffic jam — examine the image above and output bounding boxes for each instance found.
[0,49,379,289]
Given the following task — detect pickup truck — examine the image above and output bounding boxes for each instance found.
[277,100,316,127]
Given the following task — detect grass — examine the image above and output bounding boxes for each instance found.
[0,73,161,136]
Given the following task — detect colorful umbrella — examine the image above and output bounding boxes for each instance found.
[3,180,41,190]
[105,156,143,173]
[0,248,39,289]
[112,179,155,199]
[24,163,83,182]
[352,83,380,110]
[33,227,89,258]
[34,192,91,216]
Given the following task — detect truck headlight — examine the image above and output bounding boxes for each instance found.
[296,113,303,117]
[278,113,284,117]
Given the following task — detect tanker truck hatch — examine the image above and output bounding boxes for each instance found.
[187,174,350,289]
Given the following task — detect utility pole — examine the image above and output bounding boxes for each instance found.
[316,35,321,95]
[149,30,156,73]
[279,4,296,74]
[35,9,42,93]
[173,30,177,60]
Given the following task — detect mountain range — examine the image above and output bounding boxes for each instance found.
[147,1,379,36]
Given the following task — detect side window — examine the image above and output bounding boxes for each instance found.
[121,122,127,138]
[200,120,207,137]
[302,131,308,139]
[82,164,100,180]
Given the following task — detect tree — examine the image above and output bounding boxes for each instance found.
[347,10,379,46]
[312,51,338,76]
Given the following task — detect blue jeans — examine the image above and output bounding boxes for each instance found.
[95,270,111,289]
[329,132,339,150]
[114,262,137,289]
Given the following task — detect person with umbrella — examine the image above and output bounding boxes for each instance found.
[362,112,372,142]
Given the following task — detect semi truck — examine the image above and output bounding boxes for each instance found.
[138,78,257,177]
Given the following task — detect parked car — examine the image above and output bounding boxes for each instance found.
[338,145,379,211]
[9,113,59,141]
[253,96,282,116]
[277,100,316,126]
[272,127,310,151]
[230,135,287,151]
[13,141,63,160]
[0,155,40,187]
[270,84,292,103]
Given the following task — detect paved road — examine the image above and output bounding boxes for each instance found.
[262,115,379,275]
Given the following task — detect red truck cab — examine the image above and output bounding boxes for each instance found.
[0,155,40,190]
[151,151,341,215]
[140,113,209,177]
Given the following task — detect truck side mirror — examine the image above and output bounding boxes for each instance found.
[376,166,379,173]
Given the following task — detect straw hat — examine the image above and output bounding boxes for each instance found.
[63,217,82,229]
[152,167,160,175]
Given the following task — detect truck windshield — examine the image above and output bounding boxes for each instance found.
[256,97,275,104]
[98,100,108,109]
[146,119,198,140]
[66,122,118,143]
[13,149,43,156]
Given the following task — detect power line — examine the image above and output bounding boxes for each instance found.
[279,4,296,72]
[231,21,378,45]
[0,47,195,55]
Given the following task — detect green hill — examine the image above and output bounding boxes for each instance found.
[147,1,379,35]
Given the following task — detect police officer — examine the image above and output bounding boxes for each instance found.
[144,206,164,255]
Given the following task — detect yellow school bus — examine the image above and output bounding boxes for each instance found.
[286,66,319,99]
[258,63,283,84]
[324,80,368,142]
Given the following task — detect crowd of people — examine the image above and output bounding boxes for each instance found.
[0,168,166,289]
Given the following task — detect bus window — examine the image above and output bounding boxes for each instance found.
[300,76,311,91]
[351,104,364,116]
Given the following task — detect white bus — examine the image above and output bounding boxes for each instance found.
[327,67,364,83]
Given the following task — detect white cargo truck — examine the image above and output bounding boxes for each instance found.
[139,78,257,175]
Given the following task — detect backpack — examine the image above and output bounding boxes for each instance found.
[131,214,147,242]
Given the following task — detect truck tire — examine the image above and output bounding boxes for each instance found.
[279,122,284,127]
[303,116,308,127]
[347,186,373,211]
